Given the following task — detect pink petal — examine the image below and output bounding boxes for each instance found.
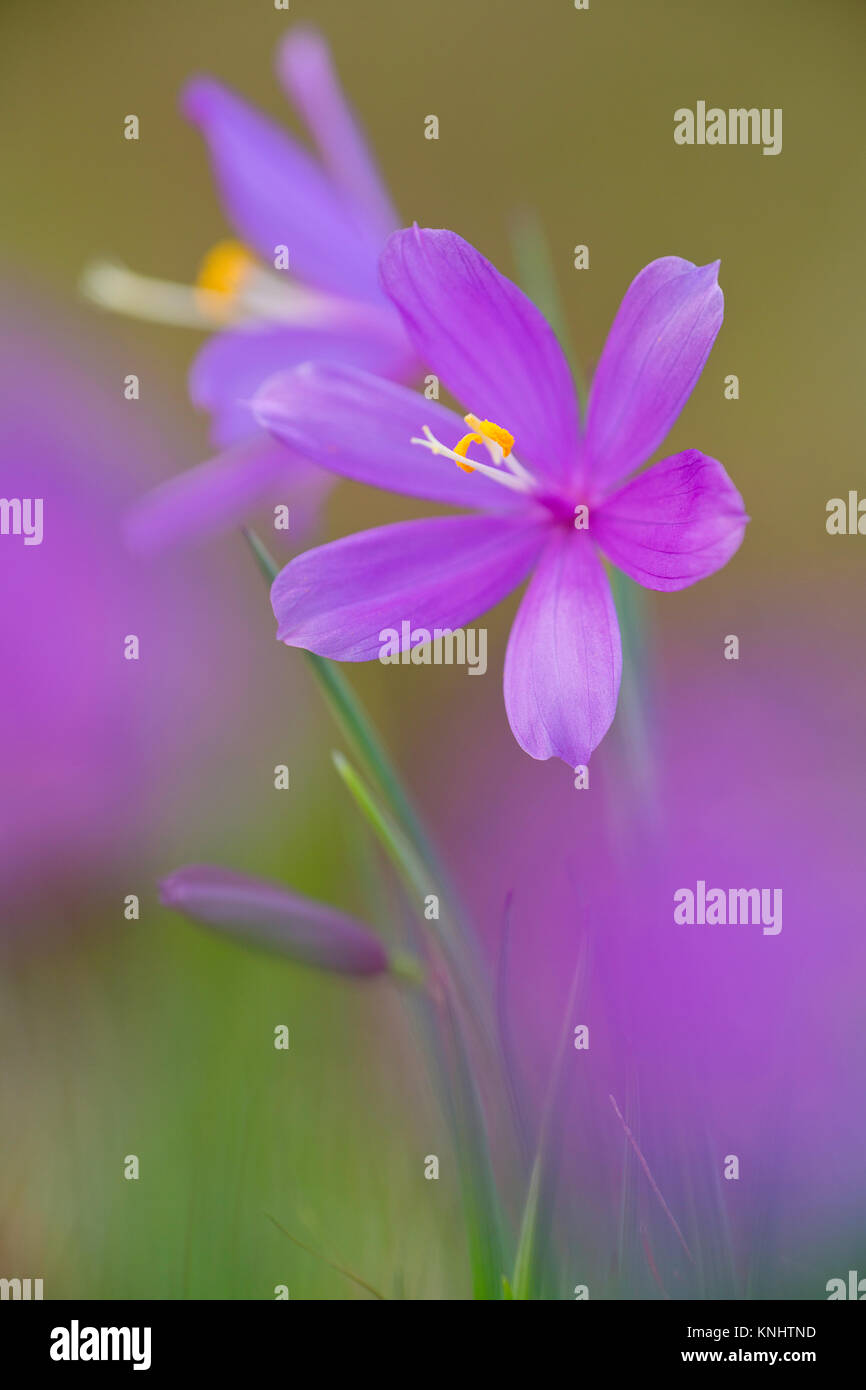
[504,531,622,765]
[582,258,723,492]
[181,77,380,299]
[124,434,329,553]
[254,362,528,511]
[593,450,747,591]
[271,514,551,661]
[191,319,413,448]
[380,227,579,487]
[276,26,397,242]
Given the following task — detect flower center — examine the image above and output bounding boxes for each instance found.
[453,417,515,473]
[411,414,536,496]
[410,414,593,527]
[82,242,380,333]
[194,239,337,325]
[195,239,259,301]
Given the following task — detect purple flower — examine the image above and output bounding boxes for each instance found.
[180,28,414,446]
[86,28,416,550]
[252,228,748,766]
[160,865,389,977]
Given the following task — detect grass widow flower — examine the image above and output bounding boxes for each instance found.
[252,228,748,767]
[84,28,416,549]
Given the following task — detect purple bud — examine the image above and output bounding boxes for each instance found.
[159,865,388,977]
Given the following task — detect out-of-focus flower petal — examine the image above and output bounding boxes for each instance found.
[276,26,396,242]
[0,282,252,916]
[181,77,380,299]
[503,531,622,765]
[271,514,550,661]
[125,435,329,553]
[192,320,414,448]
[160,865,388,976]
[254,362,527,511]
[582,257,724,492]
[380,227,579,487]
[593,449,748,591]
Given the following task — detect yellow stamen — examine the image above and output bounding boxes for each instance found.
[452,415,515,473]
[195,239,258,300]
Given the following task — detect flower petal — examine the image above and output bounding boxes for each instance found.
[160,865,388,976]
[582,258,724,492]
[503,531,622,765]
[271,514,550,661]
[276,26,396,242]
[192,320,414,448]
[181,77,380,299]
[124,434,329,553]
[593,450,747,591]
[380,227,579,486]
[254,361,527,511]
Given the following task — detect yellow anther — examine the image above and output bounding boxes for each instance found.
[452,415,515,473]
[195,240,257,299]
[467,415,514,456]
[453,433,481,472]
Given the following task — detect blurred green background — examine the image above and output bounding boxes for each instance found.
[1,0,864,1298]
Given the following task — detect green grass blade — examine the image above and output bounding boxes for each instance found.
[510,1149,543,1299]
[242,527,432,858]
[509,944,588,1299]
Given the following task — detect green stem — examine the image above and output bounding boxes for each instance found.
[509,942,588,1299]
[331,750,432,906]
[244,527,510,1295]
[242,527,491,1012]
[331,749,510,1296]
[388,950,428,990]
[331,751,489,1029]
[243,527,446,874]
[307,652,427,850]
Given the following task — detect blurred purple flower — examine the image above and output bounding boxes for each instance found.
[180,27,415,445]
[85,27,416,551]
[433,622,866,1295]
[0,281,252,931]
[254,228,747,766]
[160,865,389,977]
